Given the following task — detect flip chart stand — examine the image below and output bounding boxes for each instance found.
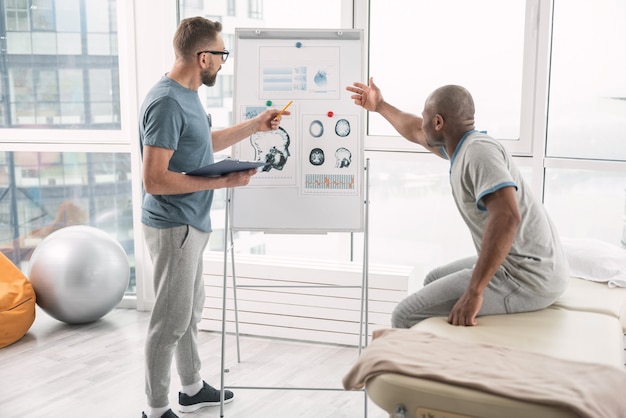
[218,159,371,418]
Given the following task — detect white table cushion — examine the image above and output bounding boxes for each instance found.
[553,277,626,331]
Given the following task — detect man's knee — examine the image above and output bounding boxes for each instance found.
[423,269,439,286]
[391,310,408,328]
[391,301,419,329]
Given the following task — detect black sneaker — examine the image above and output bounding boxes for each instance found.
[178,381,234,413]
[141,410,178,418]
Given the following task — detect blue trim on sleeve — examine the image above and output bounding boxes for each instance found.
[476,182,518,211]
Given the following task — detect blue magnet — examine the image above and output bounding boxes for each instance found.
[295,42,302,48]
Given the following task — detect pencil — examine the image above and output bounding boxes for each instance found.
[275,100,293,119]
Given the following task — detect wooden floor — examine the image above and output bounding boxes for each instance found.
[0,307,388,418]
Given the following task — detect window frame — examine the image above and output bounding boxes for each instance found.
[354,0,548,157]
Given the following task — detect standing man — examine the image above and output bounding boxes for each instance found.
[346,77,568,328]
[139,17,287,418]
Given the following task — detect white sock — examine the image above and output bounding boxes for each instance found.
[182,380,203,397]
[147,406,170,418]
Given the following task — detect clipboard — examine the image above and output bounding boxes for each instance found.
[185,159,267,177]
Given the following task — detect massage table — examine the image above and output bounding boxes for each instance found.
[344,277,626,418]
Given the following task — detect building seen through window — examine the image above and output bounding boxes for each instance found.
[0,0,120,129]
[0,151,136,292]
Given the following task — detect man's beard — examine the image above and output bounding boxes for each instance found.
[201,69,217,87]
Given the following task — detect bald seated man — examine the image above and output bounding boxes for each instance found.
[346,78,569,327]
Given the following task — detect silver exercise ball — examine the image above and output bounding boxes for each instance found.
[28,225,130,324]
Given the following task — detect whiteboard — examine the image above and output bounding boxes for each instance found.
[230,29,365,233]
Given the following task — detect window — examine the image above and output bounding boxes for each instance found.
[364,153,476,270]
[544,167,626,247]
[0,151,136,292]
[543,0,626,248]
[367,0,527,147]
[56,0,82,32]
[0,0,136,298]
[31,0,55,31]
[178,0,535,269]
[5,1,30,31]
[361,153,534,270]
[177,0,626,273]
[248,0,262,19]
[0,0,121,129]
[546,0,626,161]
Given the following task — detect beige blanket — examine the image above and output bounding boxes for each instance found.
[343,328,626,418]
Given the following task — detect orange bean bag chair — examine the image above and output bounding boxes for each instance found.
[0,252,36,348]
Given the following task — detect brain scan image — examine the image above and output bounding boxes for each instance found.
[335,119,351,137]
[250,127,291,172]
[309,120,324,138]
[335,147,352,168]
[314,70,328,87]
[309,148,325,166]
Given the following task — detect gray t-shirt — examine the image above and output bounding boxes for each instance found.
[139,75,215,232]
[446,130,568,295]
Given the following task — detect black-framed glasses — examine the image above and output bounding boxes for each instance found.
[196,49,230,63]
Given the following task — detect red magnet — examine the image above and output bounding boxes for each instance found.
[327,111,334,118]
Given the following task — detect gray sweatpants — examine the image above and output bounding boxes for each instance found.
[143,225,210,408]
[391,256,559,328]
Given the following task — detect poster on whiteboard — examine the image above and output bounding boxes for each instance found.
[231,29,364,233]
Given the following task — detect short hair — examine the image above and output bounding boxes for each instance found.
[429,85,475,123]
[173,17,222,60]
